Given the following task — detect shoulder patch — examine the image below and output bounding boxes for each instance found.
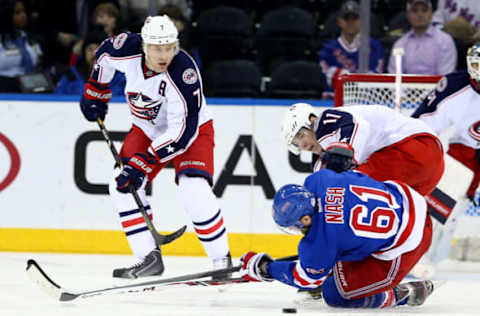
[469,121,480,141]
[113,33,128,49]
[436,76,447,93]
[182,68,198,84]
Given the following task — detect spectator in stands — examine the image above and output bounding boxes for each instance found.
[434,0,480,44]
[318,0,385,98]
[0,0,43,92]
[93,2,122,36]
[68,2,124,66]
[388,0,457,75]
[433,0,480,69]
[118,0,191,32]
[33,0,120,81]
[54,30,125,95]
[158,4,192,53]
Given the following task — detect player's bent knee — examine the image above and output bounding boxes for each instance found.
[322,277,349,307]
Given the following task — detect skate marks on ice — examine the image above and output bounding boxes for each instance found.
[1,252,480,316]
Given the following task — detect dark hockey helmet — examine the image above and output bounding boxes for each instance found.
[272,184,316,233]
[467,42,480,81]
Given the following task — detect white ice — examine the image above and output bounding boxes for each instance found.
[2,252,480,316]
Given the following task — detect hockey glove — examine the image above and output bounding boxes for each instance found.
[80,79,112,121]
[321,142,356,173]
[297,285,323,300]
[115,153,157,193]
[239,251,274,282]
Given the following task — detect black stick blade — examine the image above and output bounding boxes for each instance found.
[60,292,79,301]
[158,225,187,245]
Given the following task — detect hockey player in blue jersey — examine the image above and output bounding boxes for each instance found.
[79,16,231,279]
[239,166,437,308]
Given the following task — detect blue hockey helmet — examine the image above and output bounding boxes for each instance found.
[272,184,316,231]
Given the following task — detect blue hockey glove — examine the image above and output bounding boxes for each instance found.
[239,251,273,282]
[321,142,356,173]
[80,79,111,121]
[115,153,157,193]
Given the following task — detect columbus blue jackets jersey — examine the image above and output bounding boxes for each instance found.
[267,169,427,289]
[311,105,435,171]
[91,32,211,162]
[412,71,480,149]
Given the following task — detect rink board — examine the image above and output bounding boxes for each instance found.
[2,97,476,257]
[0,98,321,256]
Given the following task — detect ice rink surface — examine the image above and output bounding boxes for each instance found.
[2,252,480,316]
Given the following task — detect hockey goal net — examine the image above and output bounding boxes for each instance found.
[334,73,442,115]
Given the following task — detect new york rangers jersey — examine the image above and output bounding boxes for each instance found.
[319,36,385,91]
[312,105,435,170]
[412,71,480,149]
[267,169,427,289]
[433,0,480,29]
[92,32,211,163]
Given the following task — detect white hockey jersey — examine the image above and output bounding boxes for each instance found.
[433,0,480,29]
[412,71,480,149]
[312,105,435,170]
[91,32,211,163]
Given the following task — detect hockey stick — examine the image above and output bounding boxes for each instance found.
[26,255,298,302]
[97,118,186,246]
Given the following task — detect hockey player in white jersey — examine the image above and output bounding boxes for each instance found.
[412,42,480,266]
[413,43,480,203]
[79,15,231,279]
[282,103,445,196]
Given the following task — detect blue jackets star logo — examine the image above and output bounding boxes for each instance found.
[127,92,163,120]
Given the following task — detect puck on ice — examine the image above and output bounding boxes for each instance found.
[282,308,297,313]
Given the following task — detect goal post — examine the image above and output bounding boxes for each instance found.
[334,73,442,115]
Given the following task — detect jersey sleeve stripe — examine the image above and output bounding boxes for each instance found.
[165,72,189,142]
[371,181,427,261]
[292,262,325,288]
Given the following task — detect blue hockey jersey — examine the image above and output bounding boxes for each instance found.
[319,35,385,93]
[268,169,427,289]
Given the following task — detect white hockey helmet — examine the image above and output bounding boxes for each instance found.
[281,103,318,155]
[141,15,179,46]
[467,42,480,81]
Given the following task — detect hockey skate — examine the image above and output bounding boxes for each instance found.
[394,280,434,306]
[113,248,164,279]
[211,252,233,281]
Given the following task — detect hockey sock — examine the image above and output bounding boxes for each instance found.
[178,176,230,260]
[109,170,156,259]
[322,276,396,308]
